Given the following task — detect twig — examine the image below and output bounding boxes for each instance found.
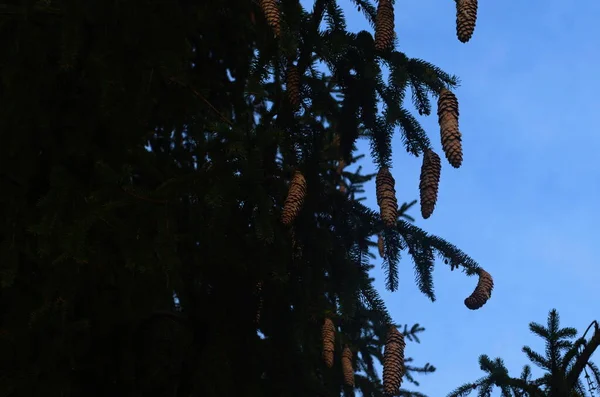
[120,186,167,204]
[168,77,234,126]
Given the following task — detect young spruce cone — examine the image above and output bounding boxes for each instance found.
[419,149,442,219]
[456,0,478,43]
[260,0,281,37]
[378,234,385,258]
[322,318,335,368]
[383,326,405,395]
[286,63,301,109]
[376,168,398,228]
[437,89,463,168]
[375,0,395,51]
[342,346,355,387]
[464,268,494,310]
[281,171,307,225]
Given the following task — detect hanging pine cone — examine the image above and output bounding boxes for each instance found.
[376,168,398,228]
[374,0,395,51]
[419,149,442,219]
[456,0,478,43]
[260,0,281,37]
[342,346,355,387]
[322,318,335,368]
[383,326,405,395]
[286,63,301,109]
[378,234,385,258]
[464,268,494,310]
[255,281,263,324]
[437,89,463,168]
[281,171,307,226]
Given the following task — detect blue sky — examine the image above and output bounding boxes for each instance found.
[324,1,600,395]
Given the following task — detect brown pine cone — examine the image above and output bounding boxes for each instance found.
[260,0,281,37]
[322,318,335,368]
[419,149,442,219]
[342,346,355,387]
[383,326,405,395]
[437,89,463,168]
[464,268,494,310]
[456,0,478,43]
[376,168,398,228]
[375,0,395,51]
[378,234,385,258]
[286,63,301,109]
[281,171,307,225]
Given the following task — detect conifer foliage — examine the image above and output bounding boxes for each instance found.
[448,310,600,397]
[0,0,489,396]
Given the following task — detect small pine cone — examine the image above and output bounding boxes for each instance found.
[383,326,405,395]
[281,171,307,225]
[456,0,478,43]
[437,89,463,168]
[341,346,355,387]
[322,318,335,368]
[419,149,442,219]
[464,268,494,310]
[378,234,385,258]
[374,0,395,51]
[286,64,301,109]
[260,0,281,37]
[376,168,398,228]
[255,281,263,324]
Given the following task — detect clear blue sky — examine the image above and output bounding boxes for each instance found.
[312,1,600,395]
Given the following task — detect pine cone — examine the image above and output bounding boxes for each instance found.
[437,89,463,168]
[281,171,307,225]
[456,0,478,43]
[419,149,442,219]
[322,318,335,368]
[376,168,398,228]
[375,0,395,51]
[464,268,494,310]
[255,281,263,324]
[286,63,301,109]
[342,346,355,387]
[260,0,281,37]
[378,234,385,258]
[383,326,405,395]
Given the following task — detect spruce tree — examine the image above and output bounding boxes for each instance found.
[448,310,600,397]
[0,1,489,396]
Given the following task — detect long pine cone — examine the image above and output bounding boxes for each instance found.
[281,171,307,226]
[286,63,301,109]
[419,149,442,219]
[260,0,281,37]
[456,0,478,43]
[464,268,494,310]
[383,326,405,395]
[437,89,463,168]
[322,318,335,368]
[376,168,398,228]
[342,346,355,387]
[375,0,395,51]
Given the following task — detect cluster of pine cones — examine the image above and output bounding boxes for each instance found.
[322,318,406,394]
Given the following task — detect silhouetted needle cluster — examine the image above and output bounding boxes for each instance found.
[464,268,494,310]
[383,326,405,395]
[376,168,398,228]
